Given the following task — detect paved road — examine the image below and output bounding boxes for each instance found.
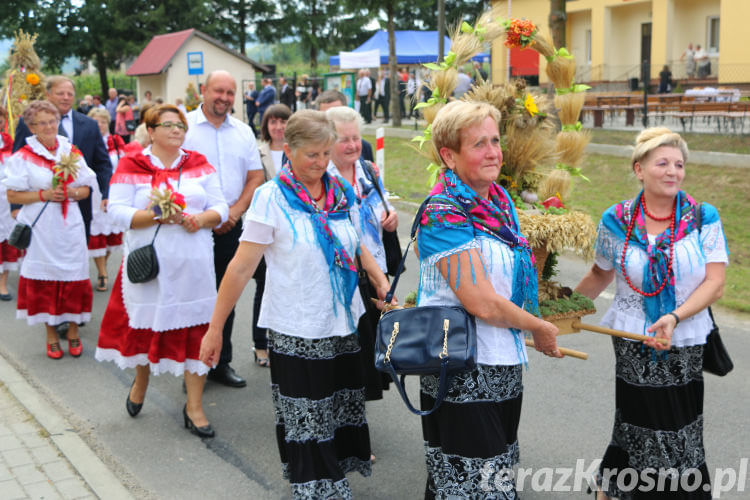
[0,201,747,499]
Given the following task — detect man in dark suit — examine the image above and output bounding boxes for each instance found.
[13,76,111,237]
[278,77,295,111]
[255,78,277,124]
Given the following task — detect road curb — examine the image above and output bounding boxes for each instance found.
[0,355,134,500]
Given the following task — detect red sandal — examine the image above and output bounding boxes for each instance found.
[47,342,64,360]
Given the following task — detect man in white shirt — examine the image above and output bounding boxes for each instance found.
[183,70,264,388]
[356,69,372,124]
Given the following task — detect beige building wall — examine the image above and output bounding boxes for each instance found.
[719,0,750,82]
[135,37,258,119]
[136,75,166,103]
[490,0,746,84]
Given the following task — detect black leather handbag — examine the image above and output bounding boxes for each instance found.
[126,224,160,283]
[126,165,183,284]
[695,203,733,376]
[703,308,733,376]
[361,160,403,276]
[8,201,50,250]
[375,197,477,416]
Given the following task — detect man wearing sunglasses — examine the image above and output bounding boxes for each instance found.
[183,70,264,388]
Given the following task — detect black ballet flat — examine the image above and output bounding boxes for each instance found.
[183,405,215,438]
[126,380,143,417]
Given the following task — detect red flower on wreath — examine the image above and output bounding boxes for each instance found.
[170,191,186,210]
[504,18,537,49]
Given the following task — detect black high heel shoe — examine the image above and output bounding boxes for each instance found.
[183,405,215,438]
[126,380,143,417]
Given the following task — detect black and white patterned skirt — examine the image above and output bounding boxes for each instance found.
[598,337,711,499]
[420,364,523,499]
[269,330,372,500]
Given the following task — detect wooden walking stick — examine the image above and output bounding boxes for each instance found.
[570,320,668,345]
[524,339,588,360]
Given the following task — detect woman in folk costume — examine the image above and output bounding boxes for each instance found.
[87,107,125,292]
[325,105,397,402]
[0,104,22,301]
[414,101,561,499]
[95,105,228,437]
[200,110,391,498]
[3,101,98,359]
[576,128,728,499]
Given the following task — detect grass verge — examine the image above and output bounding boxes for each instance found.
[586,128,750,155]
[369,135,749,313]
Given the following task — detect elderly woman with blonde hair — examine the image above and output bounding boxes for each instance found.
[415,100,561,498]
[200,110,391,498]
[3,100,98,358]
[576,127,728,499]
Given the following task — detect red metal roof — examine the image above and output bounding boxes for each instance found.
[126,29,194,76]
[126,29,269,76]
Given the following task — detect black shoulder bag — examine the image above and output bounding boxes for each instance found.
[360,160,403,276]
[374,197,477,416]
[126,164,183,284]
[8,201,50,250]
[695,203,733,376]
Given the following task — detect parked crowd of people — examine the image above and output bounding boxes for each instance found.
[0,67,727,499]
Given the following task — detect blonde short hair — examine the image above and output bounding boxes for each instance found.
[284,110,337,152]
[325,106,364,130]
[631,127,688,168]
[87,107,110,122]
[431,101,502,167]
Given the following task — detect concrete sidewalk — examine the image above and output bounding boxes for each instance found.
[0,355,133,500]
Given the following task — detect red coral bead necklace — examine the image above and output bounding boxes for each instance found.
[620,196,676,297]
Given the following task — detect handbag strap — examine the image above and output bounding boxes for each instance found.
[384,196,433,304]
[30,201,51,228]
[360,159,390,217]
[385,358,451,416]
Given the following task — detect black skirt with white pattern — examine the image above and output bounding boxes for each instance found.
[597,337,711,499]
[269,330,372,500]
[420,364,523,499]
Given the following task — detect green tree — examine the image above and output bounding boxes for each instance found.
[264,0,373,69]
[209,0,276,55]
[1,0,256,98]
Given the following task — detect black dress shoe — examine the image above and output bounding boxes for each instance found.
[183,405,215,438]
[0,293,12,301]
[126,381,143,417]
[207,364,246,388]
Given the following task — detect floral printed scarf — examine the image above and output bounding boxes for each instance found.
[275,163,360,329]
[418,169,539,364]
[600,189,707,325]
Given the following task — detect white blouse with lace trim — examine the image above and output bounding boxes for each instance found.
[417,235,528,366]
[2,136,98,281]
[241,181,364,339]
[594,220,728,347]
[108,147,228,332]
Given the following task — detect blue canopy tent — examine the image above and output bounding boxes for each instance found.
[329,30,489,66]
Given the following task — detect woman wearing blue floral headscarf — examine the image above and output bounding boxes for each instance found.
[416,100,561,499]
[576,127,728,499]
[200,110,391,499]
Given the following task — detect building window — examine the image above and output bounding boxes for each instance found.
[707,17,720,53]
[586,29,592,64]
